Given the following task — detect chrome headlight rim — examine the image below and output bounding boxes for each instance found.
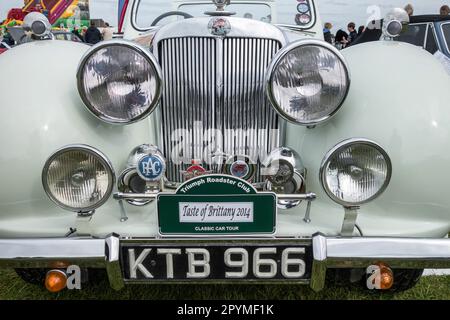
[76,39,163,125]
[42,144,116,212]
[265,39,351,126]
[319,138,392,207]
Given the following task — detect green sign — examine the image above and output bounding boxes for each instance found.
[158,175,276,236]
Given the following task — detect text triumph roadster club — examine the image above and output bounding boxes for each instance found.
[0,0,449,293]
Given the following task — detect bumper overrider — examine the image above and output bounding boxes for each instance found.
[0,234,449,292]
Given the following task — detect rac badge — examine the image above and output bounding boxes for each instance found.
[208,17,231,36]
[137,154,165,181]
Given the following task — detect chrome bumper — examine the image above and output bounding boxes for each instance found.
[0,234,449,292]
[0,235,123,290]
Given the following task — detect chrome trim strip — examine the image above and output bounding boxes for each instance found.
[130,0,161,33]
[105,234,125,290]
[42,144,116,213]
[319,138,392,207]
[440,22,450,54]
[0,238,106,268]
[310,234,450,292]
[310,233,327,292]
[113,191,316,202]
[326,237,450,260]
[429,23,443,54]
[265,38,351,126]
[76,39,163,125]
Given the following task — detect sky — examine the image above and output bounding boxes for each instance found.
[1,0,449,31]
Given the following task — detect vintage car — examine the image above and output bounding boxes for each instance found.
[0,0,449,294]
[395,15,450,57]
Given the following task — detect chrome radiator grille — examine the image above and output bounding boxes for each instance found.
[158,37,282,184]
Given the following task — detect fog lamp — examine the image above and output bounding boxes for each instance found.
[320,139,392,207]
[23,12,51,37]
[383,8,409,38]
[42,145,115,212]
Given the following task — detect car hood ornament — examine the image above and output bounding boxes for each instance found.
[206,0,235,16]
[213,0,230,11]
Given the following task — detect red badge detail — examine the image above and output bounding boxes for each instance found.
[182,162,212,181]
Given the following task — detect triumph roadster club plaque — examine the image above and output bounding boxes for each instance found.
[157,175,276,236]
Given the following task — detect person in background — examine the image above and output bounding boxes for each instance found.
[72,25,83,41]
[357,25,365,37]
[243,13,253,19]
[102,22,114,41]
[84,21,102,44]
[81,26,88,41]
[323,22,333,44]
[404,4,414,16]
[2,28,14,46]
[440,5,450,16]
[347,22,358,44]
[335,29,349,50]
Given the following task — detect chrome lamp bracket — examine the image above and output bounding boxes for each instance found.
[340,206,360,236]
[118,200,129,223]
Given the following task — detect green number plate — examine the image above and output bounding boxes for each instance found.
[157,175,276,236]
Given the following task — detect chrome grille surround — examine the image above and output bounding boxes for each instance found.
[152,18,288,187]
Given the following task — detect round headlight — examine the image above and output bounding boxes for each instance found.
[266,39,350,126]
[77,40,162,124]
[23,12,51,37]
[320,139,392,206]
[42,145,115,212]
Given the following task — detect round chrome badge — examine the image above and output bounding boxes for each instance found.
[295,13,311,25]
[230,161,250,178]
[208,17,231,36]
[137,154,166,182]
[223,156,256,181]
[182,161,212,181]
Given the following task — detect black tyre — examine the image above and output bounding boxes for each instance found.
[14,268,47,285]
[327,268,423,292]
[386,268,424,292]
[15,268,107,287]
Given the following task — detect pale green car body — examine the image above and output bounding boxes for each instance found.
[0,0,449,291]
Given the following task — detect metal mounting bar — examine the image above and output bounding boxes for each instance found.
[113,192,317,202]
[340,206,359,236]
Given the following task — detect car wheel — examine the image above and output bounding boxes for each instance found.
[385,268,424,292]
[359,268,424,292]
[326,268,424,292]
[15,268,107,287]
[14,268,47,285]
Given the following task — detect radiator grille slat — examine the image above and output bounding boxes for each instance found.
[158,37,281,184]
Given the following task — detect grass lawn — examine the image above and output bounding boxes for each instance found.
[0,269,448,300]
